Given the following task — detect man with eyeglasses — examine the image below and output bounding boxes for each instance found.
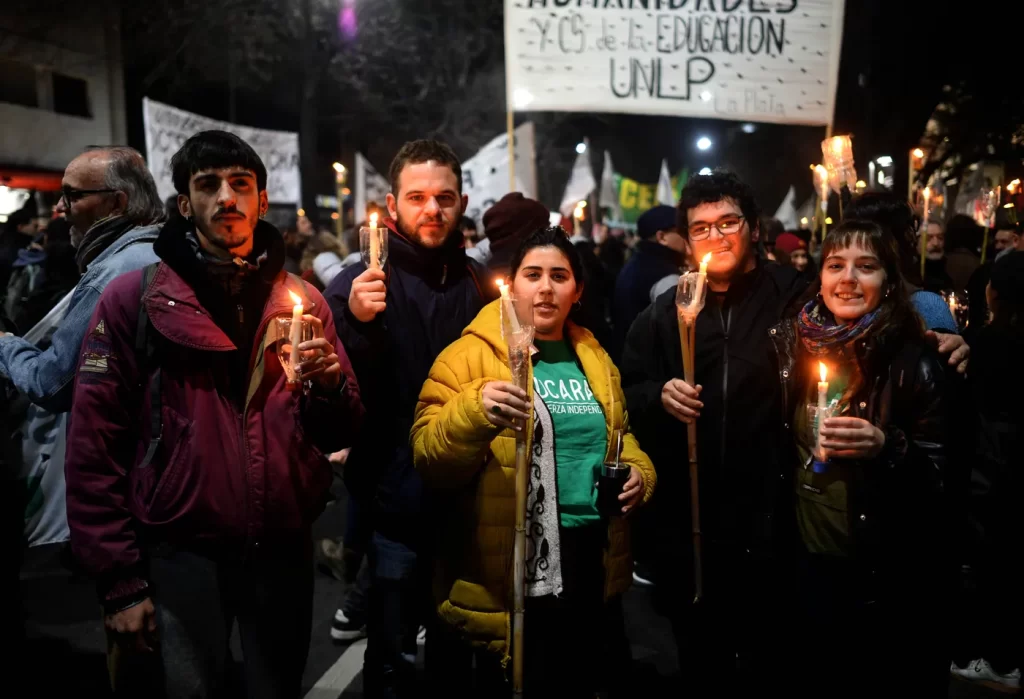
[620,171,809,695]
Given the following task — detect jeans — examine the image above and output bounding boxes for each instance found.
[145,546,313,699]
[364,531,423,698]
[341,497,372,622]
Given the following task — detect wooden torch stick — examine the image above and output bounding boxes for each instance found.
[678,314,703,603]
[510,345,530,697]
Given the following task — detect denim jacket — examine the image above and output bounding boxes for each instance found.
[0,224,160,412]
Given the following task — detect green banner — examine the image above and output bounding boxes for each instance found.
[610,169,688,227]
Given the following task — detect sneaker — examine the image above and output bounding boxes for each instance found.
[417,625,427,644]
[632,571,655,586]
[951,659,1022,692]
[330,609,367,642]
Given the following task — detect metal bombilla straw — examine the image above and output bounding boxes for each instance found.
[675,258,710,603]
[499,286,534,697]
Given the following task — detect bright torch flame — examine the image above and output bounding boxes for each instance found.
[288,291,302,307]
[1008,179,1021,195]
[819,362,828,383]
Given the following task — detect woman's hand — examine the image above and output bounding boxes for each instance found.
[618,467,644,515]
[481,381,530,432]
[820,417,886,459]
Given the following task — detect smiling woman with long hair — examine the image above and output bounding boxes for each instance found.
[411,226,656,697]
[768,219,949,697]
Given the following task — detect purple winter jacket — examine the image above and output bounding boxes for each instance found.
[65,259,363,606]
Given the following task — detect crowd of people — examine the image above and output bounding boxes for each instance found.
[1,129,1022,699]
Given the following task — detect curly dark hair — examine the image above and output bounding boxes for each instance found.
[677,170,761,238]
[388,139,462,196]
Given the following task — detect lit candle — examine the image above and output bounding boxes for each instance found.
[573,201,586,236]
[497,280,521,333]
[288,291,304,380]
[690,252,712,312]
[368,212,380,270]
[816,362,828,459]
[920,187,931,280]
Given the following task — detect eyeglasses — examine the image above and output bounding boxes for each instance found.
[61,186,118,210]
[688,215,746,241]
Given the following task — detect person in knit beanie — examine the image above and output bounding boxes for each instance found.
[483,192,551,275]
[775,231,809,272]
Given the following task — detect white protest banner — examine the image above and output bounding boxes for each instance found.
[354,152,390,223]
[504,0,846,126]
[462,122,538,225]
[143,98,301,204]
[599,150,623,222]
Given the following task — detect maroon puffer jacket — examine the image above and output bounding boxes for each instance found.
[66,260,363,606]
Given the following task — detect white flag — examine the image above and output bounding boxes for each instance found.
[354,152,390,224]
[796,195,817,229]
[656,159,676,207]
[461,122,538,225]
[598,151,622,224]
[559,141,597,217]
[773,186,799,230]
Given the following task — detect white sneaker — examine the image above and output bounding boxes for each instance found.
[951,659,1021,692]
[330,608,367,642]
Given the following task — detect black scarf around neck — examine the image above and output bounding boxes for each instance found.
[76,216,137,272]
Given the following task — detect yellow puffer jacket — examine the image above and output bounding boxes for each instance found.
[411,299,656,662]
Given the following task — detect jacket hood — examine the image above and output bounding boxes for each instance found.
[88,223,161,269]
[463,299,603,375]
[13,246,47,268]
[153,215,285,288]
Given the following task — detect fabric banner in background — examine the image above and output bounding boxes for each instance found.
[143,98,301,204]
[462,122,538,224]
[611,169,688,228]
[354,152,390,224]
[504,0,846,126]
[599,151,623,224]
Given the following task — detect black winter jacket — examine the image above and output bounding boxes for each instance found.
[324,220,495,543]
[769,318,948,596]
[621,260,808,582]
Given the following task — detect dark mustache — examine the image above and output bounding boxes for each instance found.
[213,208,244,219]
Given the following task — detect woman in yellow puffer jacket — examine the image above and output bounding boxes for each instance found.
[412,226,656,697]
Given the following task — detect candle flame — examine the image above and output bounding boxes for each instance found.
[923,186,931,200]
[701,252,712,266]
[289,291,302,306]
[912,148,925,159]
[819,362,828,383]
[1008,179,1021,195]
[495,278,506,290]
[369,212,379,227]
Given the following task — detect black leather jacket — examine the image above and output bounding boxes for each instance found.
[768,318,947,584]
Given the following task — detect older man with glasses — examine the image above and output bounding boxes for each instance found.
[0,147,164,620]
[620,171,811,696]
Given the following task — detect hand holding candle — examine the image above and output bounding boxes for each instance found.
[814,362,829,462]
[360,213,387,270]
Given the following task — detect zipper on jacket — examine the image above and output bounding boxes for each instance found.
[441,264,448,286]
[237,303,244,326]
[719,305,733,468]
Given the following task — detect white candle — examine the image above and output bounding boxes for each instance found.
[369,212,380,270]
[497,280,521,333]
[816,362,828,458]
[289,291,303,379]
[690,252,712,312]
[923,186,931,223]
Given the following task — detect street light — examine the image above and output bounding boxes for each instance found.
[698,167,713,176]
[696,137,712,151]
[333,162,347,239]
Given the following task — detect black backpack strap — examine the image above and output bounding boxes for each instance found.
[135,263,162,469]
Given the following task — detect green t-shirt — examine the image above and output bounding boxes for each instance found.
[532,339,607,528]
[794,357,854,556]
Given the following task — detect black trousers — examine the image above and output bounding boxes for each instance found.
[114,545,314,699]
[427,524,620,699]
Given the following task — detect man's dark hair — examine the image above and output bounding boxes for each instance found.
[677,171,760,238]
[388,139,462,196]
[945,214,983,253]
[170,130,268,196]
[459,216,477,233]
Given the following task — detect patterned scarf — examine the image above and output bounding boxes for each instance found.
[797,299,879,356]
